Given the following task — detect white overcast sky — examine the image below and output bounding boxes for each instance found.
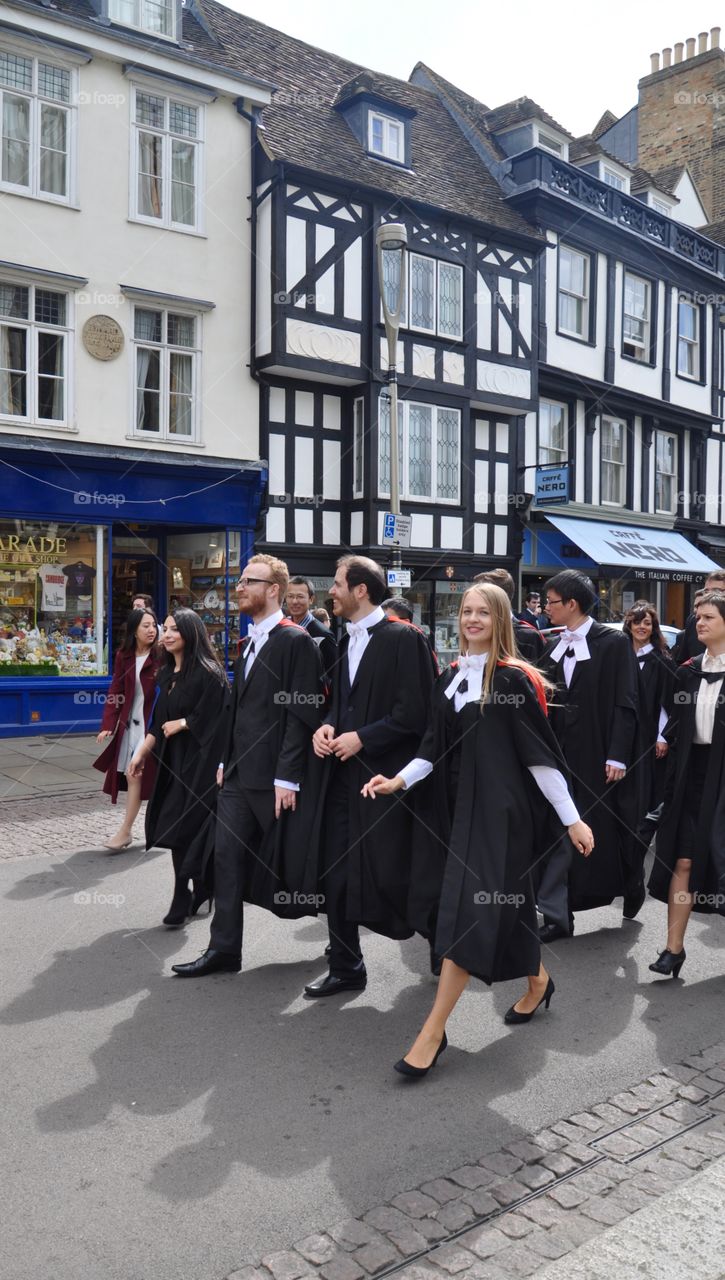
[225,0,721,135]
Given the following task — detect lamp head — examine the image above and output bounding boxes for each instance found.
[376,222,408,252]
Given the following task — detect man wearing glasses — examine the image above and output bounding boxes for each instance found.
[539,570,640,940]
[173,554,324,977]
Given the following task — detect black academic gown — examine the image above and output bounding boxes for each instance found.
[540,622,639,910]
[302,613,338,691]
[673,614,704,666]
[224,621,325,918]
[318,617,434,939]
[633,646,675,827]
[144,664,230,859]
[411,663,576,984]
[513,618,546,662]
[648,656,725,915]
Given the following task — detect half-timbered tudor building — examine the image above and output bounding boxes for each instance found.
[414,68,724,624]
[194,2,545,659]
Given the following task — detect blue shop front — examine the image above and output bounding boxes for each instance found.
[0,438,267,736]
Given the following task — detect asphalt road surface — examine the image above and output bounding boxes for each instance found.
[2,842,724,1280]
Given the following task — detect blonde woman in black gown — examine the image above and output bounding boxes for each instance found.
[363,583,594,1078]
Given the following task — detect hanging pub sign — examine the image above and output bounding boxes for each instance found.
[534,464,569,506]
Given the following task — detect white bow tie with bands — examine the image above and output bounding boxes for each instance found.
[445,651,488,701]
[550,628,591,664]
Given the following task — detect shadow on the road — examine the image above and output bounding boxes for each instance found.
[3,879,724,1244]
[4,846,166,902]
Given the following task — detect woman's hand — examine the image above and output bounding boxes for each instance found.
[361,774,404,799]
[96,729,113,744]
[161,719,185,739]
[127,751,146,779]
[568,820,594,857]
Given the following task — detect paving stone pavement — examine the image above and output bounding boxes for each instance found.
[225,1043,725,1280]
[1,790,145,859]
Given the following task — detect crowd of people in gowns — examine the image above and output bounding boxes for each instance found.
[94,555,725,1078]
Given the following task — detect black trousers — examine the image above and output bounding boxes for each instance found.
[321,766,364,976]
[209,780,275,957]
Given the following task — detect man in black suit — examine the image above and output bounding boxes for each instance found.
[539,570,639,938]
[286,575,338,688]
[518,590,547,631]
[172,554,323,977]
[673,571,725,665]
[305,556,434,998]
[474,569,546,662]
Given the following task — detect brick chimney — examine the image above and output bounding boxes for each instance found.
[637,28,725,221]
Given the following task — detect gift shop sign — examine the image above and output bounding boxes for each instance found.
[0,534,67,564]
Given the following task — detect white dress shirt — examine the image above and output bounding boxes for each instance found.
[398,652,580,827]
[243,608,284,675]
[693,650,725,745]
[346,605,385,685]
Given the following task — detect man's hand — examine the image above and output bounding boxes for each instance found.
[568,820,595,856]
[331,731,363,762]
[605,764,626,783]
[655,741,669,760]
[275,785,297,819]
[313,724,336,758]
[216,766,224,788]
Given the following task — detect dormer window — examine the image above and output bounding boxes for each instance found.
[538,131,563,156]
[602,165,628,192]
[649,194,673,216]
[108,0,176,40]
[368,111,404,163]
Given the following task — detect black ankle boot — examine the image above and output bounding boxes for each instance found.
[163,883,192,928]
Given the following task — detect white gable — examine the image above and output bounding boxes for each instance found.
[672,171,708,228]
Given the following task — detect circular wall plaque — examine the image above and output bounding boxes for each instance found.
[82,315,125,361]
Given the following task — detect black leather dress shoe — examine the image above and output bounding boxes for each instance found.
[622,881,646,920]
[171,948,241,977]
[304,970,367,998]
[539,918,574,943]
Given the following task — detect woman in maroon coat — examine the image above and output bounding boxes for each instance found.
[94,608,160,850]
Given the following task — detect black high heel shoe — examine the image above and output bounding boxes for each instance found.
[163,886,192,929]
[190,886,213,917]
[649,948,686,978]
[504,976,555,1025]
[394,1032,447,1080]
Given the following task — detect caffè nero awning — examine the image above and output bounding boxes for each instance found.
[545,516,720,582]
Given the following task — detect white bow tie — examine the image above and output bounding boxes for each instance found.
[550,628,591,664]
[458,653,487,671]
[347,622,368,640]
[248,624,266,646]
[562,629,588,646]
[445,652,487,701]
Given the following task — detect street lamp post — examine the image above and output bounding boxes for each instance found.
[376,221,408,573]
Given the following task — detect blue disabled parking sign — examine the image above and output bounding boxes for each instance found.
[383,513,396,540]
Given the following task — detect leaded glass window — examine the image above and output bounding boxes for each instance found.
[0,50,71,199]
[378,396,460,502]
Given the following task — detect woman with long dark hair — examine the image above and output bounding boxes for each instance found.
[363,583,594,1078]
[622,601,675,857]
[648,591,725,978]
[128,609,230,928]
[94,608,160,851]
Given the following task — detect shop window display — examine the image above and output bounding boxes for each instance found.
[166,531,240,664]
[0,521,106,675]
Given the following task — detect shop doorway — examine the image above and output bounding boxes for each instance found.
[111,553,160,652]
